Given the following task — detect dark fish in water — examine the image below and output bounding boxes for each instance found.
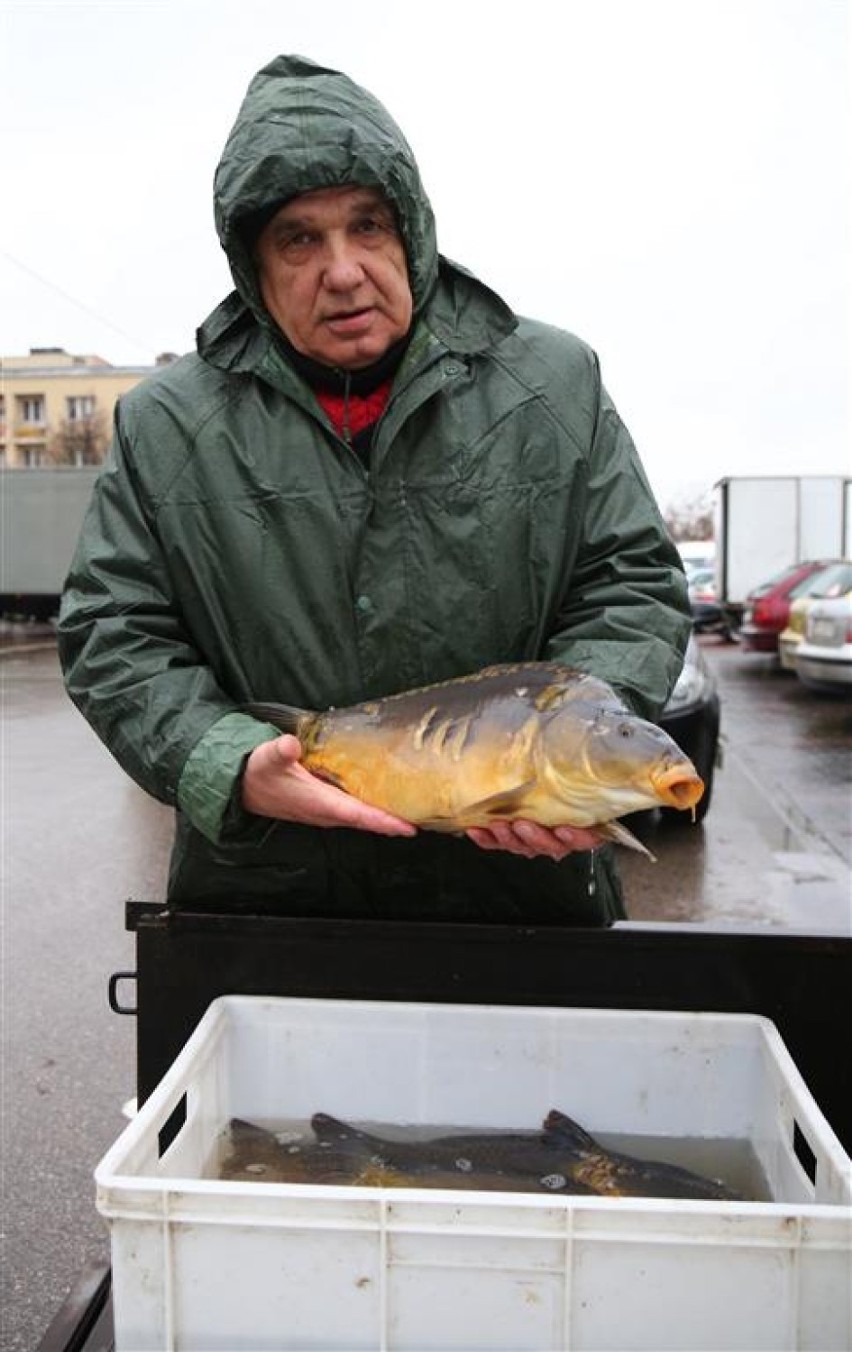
[220,1117,563,1192]
[541,1109,741,1200]
[310,1111,598,1194]
[310,1111,740,1199]
[247,663,704,857]
[220,1118,357,1185]
[221,1111,741,1200]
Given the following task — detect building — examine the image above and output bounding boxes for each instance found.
[0,347,177,467]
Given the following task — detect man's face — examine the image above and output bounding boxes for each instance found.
[254,185,413,370]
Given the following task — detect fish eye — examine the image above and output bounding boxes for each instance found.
[617,723,634,739]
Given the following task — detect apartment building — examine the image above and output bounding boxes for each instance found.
[0,347,177,466]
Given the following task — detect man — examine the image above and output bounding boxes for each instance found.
[58,55,691,925]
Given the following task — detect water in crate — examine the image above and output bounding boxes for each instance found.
[213,1109,768,1200]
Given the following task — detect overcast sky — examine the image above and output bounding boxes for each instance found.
[1,0,848,511]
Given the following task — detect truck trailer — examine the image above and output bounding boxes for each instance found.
[714,474,852,622]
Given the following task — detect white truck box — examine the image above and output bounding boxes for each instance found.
[714,474,851,608]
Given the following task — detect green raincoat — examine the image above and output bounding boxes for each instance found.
[58,56,691,924]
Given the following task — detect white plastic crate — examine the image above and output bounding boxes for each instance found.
[96,996,852,1351]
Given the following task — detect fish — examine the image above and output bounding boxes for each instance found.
[311,1110,741,1200]
[221,1111,741,1200]
[219,1117,565,1191]
[246,662,704,856]
[540,1109,741,1200]
[219,1118,357,1185]
[309,1111,597,1194]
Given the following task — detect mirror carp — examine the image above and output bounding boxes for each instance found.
[247,662,704,856]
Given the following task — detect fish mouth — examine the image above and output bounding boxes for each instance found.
[652,766,705,810]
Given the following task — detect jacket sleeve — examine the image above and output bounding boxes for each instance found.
[57,409,278,842]
[543,366,692,721]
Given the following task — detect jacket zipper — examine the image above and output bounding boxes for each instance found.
[342,370,352,447]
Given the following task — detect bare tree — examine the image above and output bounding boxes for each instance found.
[663,489,714,542]
[49,410,109,465]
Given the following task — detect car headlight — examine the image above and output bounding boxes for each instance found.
[665,659,712,712]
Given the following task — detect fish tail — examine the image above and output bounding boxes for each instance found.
[542,1109,599,1153]
[244,701,308,736]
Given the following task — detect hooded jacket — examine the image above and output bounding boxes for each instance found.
[58,55,691,923]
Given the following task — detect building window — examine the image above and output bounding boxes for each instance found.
[20,445,46,467]
[17,395,45,425]
[67,395,96,421]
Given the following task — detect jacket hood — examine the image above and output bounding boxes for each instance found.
[213,55,439,320]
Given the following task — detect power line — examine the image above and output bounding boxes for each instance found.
[1,249,157,358]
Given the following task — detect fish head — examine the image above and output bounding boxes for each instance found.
[542,706,705,821]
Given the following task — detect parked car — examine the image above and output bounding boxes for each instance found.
[779,594,814,671]
[678,544,716,580]
[687,570,736,640]
[794,592,852,692]
[779,560,852,671]
[687,566,715,592]
[739,560,836,655]
[657,633,721,823]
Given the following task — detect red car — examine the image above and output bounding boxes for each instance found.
[740,560,836,654]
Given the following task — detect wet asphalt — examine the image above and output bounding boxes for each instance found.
[1,631,850,1350]
[622,636,852,929]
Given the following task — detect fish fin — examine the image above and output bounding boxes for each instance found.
[229,1117,275,1144]
[243,701,309,736]
[542,1109,600,1154]
[422,780,539,831]
[311,1112,353,1141]
[595,819,657,860]
[533,682,571,713]
[311,1112,379,1151]
[533,671,628,714]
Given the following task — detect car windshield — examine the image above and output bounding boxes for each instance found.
[800,561,852,599]
[750,562,812,598]
[688,568,715,590]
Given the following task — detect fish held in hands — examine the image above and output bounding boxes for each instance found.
[247,662,703,856]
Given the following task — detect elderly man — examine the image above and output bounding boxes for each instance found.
[58,55,691,924]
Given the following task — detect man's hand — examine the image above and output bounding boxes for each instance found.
[243,738,602,858]
[465,820,604,860]
[242,735,417,836]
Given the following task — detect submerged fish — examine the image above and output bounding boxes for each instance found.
[540,1110,741,1200]
[221,1112,740,1199]
[311,1110,741,1200]
[309,1111,595,1194]
[247,663,704,855]
[220,1118,357,1185]
[220,1117,561,1191]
